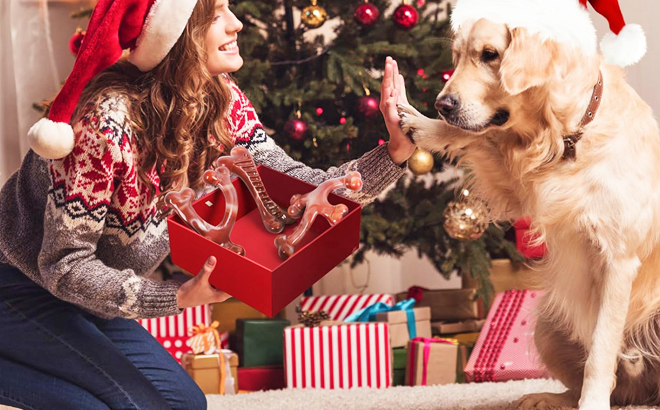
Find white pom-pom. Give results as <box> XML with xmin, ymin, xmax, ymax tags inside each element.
<box><xmin>600</xmin><ymin>24</ymin><xmax>647</xmax><ymax>67</ymax></box>
<box><xmin>27</xmin><ymin>118</ymin><xmax>75</xmax><ymax>159</ymax></box>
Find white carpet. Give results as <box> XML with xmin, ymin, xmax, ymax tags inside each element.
<box><xmin>206</xmin><ymin>379</ymin><xmax>659</xmax><ymax>410</ymax></box>
<box><xmin>1</xmin><ymin>379</ymin><xmax>657</xmax><ymax>409</ymax></box>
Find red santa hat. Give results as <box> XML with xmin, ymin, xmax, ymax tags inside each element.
<box><xmin>28</xmin><ymin>0</ymin><xmax>199</xmax><ymax>160</ymax></box>
<box><xmin>450</xmin><ymin>0</ymin><xmax>646</xmax><ymax>69</ymax></box>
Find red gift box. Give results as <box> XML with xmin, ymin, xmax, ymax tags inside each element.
<box><xmin>167</xmin><ymin>165</ymin><xmax>362</xmax><ymax>317</ymax></box>
<box><xmin>299</xmin><ymin>294</ymin><xmax>394</xmax><ymax>321</ymax></box>
<box><xmin>237</xmin><ymin>366</ymin><xmax>285</xmax><ymax>391</ymax></box>
<box><xmin>138</xmin><ymin>305</ymin><xmax>229</xmax><ymax>362</ymax></box>
<box><xmin>464</xmin><ymin>290</ymin><xmax>550</xmax><ymax>382</ymax></box>
<box><xmin>513</xmin><ymin>218</ymin><xmax>546</xmax><ymax>259</ymax></box>
<box><xmin>284</xmin><ymin>322</ymin><xmax>392</xmax><ymax>389</ymax></box>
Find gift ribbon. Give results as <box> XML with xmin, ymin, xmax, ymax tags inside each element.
<box><xmin>345</xmin><ymin>298</ymin><xmax>418</xmax><ymax>339</ymax></box>
<box><xmin>408</xmin><ymin>337</ymin><xmax>458</xmax><ymax>386</ymax></box>
<box><xmin>216</xmin><ymin>350</ymin><xmax>227</xmax><ymax>394</ymax></box>
<box><xmin>215</xmin><ymin>349</ymin><xmax>236</xmax><ymax>395</ymax></box>
<box><xmin>188</xmin><ymin>320</ymin><xmax>221</xmax><ymax>354</ymax></box>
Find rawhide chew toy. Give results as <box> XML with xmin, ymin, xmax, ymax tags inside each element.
<box><xmin>214</xmin><ymin>146</ymin><xmax>297</xmax><ymax>234</ymax></box>
<box><xmin>274</xmin><ymin>171</ymin><xmax>363</xmax><ymax>259</ymax></box>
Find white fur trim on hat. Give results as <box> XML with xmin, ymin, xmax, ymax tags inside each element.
<box><xmin>129</xmin><ymin>0</ymin><xmax>199</xmax><ymax>72</ymax></box>
<box><xmin>28</xmin><ymin>118</ymin><xmax>75</xmax><ymax>160</ymax></box>
<box><xmin>600</xmin><ymin>24</ymin><xmax>647</xmax><ymax>68</ymax></box>
<box><xmin>451</xmin><ymin>0</ymin><xmax>598</xmax><ymax>56</ymax></box>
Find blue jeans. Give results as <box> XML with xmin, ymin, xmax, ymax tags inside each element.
<box><xmin>0</xmin><ymin>263</ymin><xmax>206</xmax><ymax>410</ymax></box>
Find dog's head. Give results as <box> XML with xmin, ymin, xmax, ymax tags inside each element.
<box><xmin>437</xmin><ymin>18</ymin><xmax>592</xmax><ymax>134</ymax></box>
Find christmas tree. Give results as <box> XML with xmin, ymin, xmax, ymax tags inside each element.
<box><xmin>231</xmin><ymin>0</ymin><xmax>522</xmax><ymax>304</ymax></box>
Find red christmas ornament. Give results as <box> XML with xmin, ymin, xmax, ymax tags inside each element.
<box><xmin>392</xmin><ymin>3</ymin><xmax>418</xmax><ymax>30</ymax></box>
<box><xmin>356</xmin><ymin>95</ymin><xmax>380</xmax><ymax>119</ymax></box>
<box><xmin>339</xmin><ymin>117</ymin><xmax>347</xmax><ymax>124</ymax></box>
<box><xmin>354</xmin><ymin>2</ymin><xmax>380</xmax><ymax>27</ymax></box>
<box><xmin>442</xmin><ymin>68</ymin><xmax>455</xmax><ymax>81</ymax></box>
<box><xmin>68</xmin><ymin>28</ymin><xmax>86</xmax><ymax>56</ymax></box>
<box><xmin>284</xmin><ymin>118</ymin><xmax>309</xmax><ymax>141</ymax></box>
<box><xmin>316</xmin><ymin>107</ymin><xmax>324</xmax><ymax>115</ymax></box>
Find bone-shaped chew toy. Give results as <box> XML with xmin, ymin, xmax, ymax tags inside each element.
<box><xmin>164</xmin><ymin>165</ymin><xmax>245</xmax><ymax>256</ymax></box>
<box><xmin>214</xmin><ymin>146</ymin><xmax>297</xmax><ymax>234</ymax></box>
<box><xmin>274</xmin><ymin>171</ymin><xmax>363</xmax><ymax>260</ymax></box>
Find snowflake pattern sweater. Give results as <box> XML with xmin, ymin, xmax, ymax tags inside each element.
<box><xmin>0</xmin><ymin>81</ymin><xmax>405</xmax><ymax>319</ymax></box>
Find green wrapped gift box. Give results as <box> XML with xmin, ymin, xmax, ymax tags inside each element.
<box><xmin>392</xmin><ymin>347</ymin><xmax>407</xmax><ymax>386</ymax></box>
<box><xmin>235</xmin><ymin>319</ymin><xmax>290</xmax><ymax>367</ymax></box>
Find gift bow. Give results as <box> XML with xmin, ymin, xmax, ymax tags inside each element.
<box><xmin>408</xmin><ymin>337</ymin><xmax>458</xmax><ymax>386</ymax></box>
<box><xmin>407</xmin><ymin>286</ymin><xmax>427</xmax><ymax>304</ymax></box>
<box><xmin>188</xmin><ymin>320</ymin><xmax>221</xmax><ymax>355</ymax></box>
<box><xmin>345</xmin><ymin>298</ymin><xmax>418</xmax><ymax>339</ymax></box>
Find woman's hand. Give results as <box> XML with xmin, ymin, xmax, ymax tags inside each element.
<box><xmin>176</xmin><ymin>256</ymin><xmax>231</xmax><ymax>309</ymax></box>
<box><xmin>380</xmin><ymin>56</ymin><xmax>416</xmax><ymax>165</ymax></box>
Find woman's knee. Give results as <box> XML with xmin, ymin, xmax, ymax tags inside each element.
<box><xmin>167</xmin><ymin>375</ymin><xmax>207</xmax><ymax>410</ymax></box>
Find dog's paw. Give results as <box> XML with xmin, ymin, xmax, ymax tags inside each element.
<box><xmin>397</xmin><ymin>103</ymin><xmax>422</xmax><ymax>142</ymax></box>
<box><xmin>514</xmin><ymin>392</ymin><xmax>578</xmax><ymax>410</ymax></box>
<box><xmin>577</xmin><ymin>396</ymin><xmax>610</xmax><ymax>410</ymax></box>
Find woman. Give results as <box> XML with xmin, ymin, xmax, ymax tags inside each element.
<box><xmin>0</xmin><ymin>0</ymin><xmax>414</xmax><ymax>409</ymax></box>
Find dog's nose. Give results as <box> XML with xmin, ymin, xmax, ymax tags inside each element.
<box><xmin>435</xmin><ymin>94</ymin><xmax>460</xmax><ymax>117</ymax></box>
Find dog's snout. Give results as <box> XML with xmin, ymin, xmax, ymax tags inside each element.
<box><xmin>435</xmin><ymin>94</ymin><xmax>460</xmax><ymax>117</ymax></box>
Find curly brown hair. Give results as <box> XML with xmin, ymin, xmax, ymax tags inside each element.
<box><xmin>74</xmin><ymin>0</ymin><xmax>233</xmax><ymax>207</ymax></box>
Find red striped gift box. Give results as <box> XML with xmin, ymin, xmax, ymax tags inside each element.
<box><xmin>284</xmin><ymin>322</ymin><xmax>392</xmax><ymax>389</ymax></box>
<box><xmin>299</xmin><ymin>294</ymin><xmax>394</xmax><ymax>321</ymax></box>
<box><xmin>138</xmin><ymin>305</ymin><xmax>229</xmax><ymax>362</ymax></box>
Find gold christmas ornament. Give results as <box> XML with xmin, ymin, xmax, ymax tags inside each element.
<box><xmin>301</xmin><ymin>0</ymin><xmax>328</xmax><ymax>28</ymax></box>
<box><xmin>443</xmin><ymin>189</ymin><xmax>489</xmax><ymax>241</ymax></box>
<box><xmin>408</xmin><ymin>147</ymin><xmax>434</xmax><ymax>175</ymax></box>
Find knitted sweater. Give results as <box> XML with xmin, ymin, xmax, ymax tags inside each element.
<box><xmin>0</xmin><ymin>81</ymin><xmax>405</xmax><ymax>319</ymax></box>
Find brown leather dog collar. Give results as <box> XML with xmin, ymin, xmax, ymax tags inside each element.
<box><xmin>562</xmin><ymin>71</ymin><xmax>603</xmax><ymax>160</ymax></box>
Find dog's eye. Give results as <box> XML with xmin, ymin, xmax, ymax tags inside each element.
<box><xmin>481</xmin><ymin>49</ymin><xmax>499</xmax><ymax>62</ymax></box>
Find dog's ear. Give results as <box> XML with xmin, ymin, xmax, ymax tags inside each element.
<box><xmin>500</xmin><ymin>27</ymin><xmax>556</xmax><ymax>95</ymax></box>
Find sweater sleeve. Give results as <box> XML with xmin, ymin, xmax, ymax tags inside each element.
<box><xmin>37</xmin><ymin>108</ymin><xmax>181</xmax><ymax>319</ymax></box>
<box><xmin>226</xmin><ymin>82</ymin><xmax>406</xmax><ymax>204</ymax></box>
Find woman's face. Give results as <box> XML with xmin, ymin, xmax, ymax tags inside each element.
<box><xmin>205</xmin><ymin>0</ymin><xmax>244</xmax><ymax>76</ymax></box>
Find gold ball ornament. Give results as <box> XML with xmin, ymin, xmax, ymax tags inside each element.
<box><xmin>408</xmin><ymin>147</ymin><xmax>434</xmax><ymax>175</ymax></box>
<box><xmin>443</xmin><ymin>191</ymin><xmax>489</xmax><ymax>241</ymax></box>
<box><xmin>301</xmin><ymin>0</ymin><xmax>328</xmax><ymax>28</ymax></box>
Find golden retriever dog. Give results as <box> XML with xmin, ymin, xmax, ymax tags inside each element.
<box><xmin>396</xmin><ymin>2</ymin><xmax>659</xmax><ymax>409</ymax></box>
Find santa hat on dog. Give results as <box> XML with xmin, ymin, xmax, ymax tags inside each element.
<box><xmin>28</xmin><ymin>0</ymin><xmax>199</xmax><ymax>159</ymax></box>
<box><xmin>450</xmin><ymin>0</ymin><xmax>646</xmax><ymax>69</ymax></box>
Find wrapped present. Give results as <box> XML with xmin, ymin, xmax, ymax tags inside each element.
<box><xmin>431</xmin><ymin>319</ymin><xmax>485</xmax><ymax>335</ymax></box>
<box><xmin>392</xmin><ymin>347</ymin><xmax>407</xmax><ymax>386</ymax></box>
<box><xmin>299</xmin><ymin>293</ymin><xmax>394</xmax><ymax>321</ymax></box>
<box><xmin>397</xmin><ymin>287</ymin><xmax>480</xmax><ymax>321</ymax></box>
<box><xmin>182</xmin><ymin>350</ymin><xmax>238</xmax><ymax>394</ymax></box>
<box><xmin>237</xmin><ymin>366</ymin><xmax>285</xmax><ymax>391</ymax></box>
<box><xmin>168</xmin><ymin>165</ymin><xmax>362</xmax><ymax>317</ymax></box>
<box><xmin>284</xmin><ymin>322</ymin><xmax>391</xmax><ymax>389</ymax></box>
<box><xmin>513</xmin><ymin>218</ymin><xmax>547</xmax><ymax>259</ymax></box>
<box><xmin>210</xmin><ymin>298</ymin><xmax>272</xmax><ymax>336</ymax></box>
<box><xmin>345</xmin><ymin>298</ymin><xmax>431</xmax><ymax>348</ymax></box>
<box><xmin>465</xmin><ymin>290</ymin><xmax>550</xmax><ymax>382</ymax></box>
<box><xmin>138</xmin><ymin>305</ymin><xmax>229</xmax><ymax>362</ymax></box>
<box><xmin>187</xmin><ymin>320</ymin><xmax>224</xmax><ymax>355</ymax></box>
<box><xmin>405</xmin><ymin>337</ymin><xmax>459</xmax><ymax>386</ymax></box>
<box><xmin>490</xmin><ymin>259</ymin><xmax>542</xmax><ymax>293</ymax></box>
<box><xmin>235</xmin><ymin>319</ymin><xmax>290</xmax><ymax>367</ymax></box>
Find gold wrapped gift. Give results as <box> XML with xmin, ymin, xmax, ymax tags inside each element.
<box><xmin>182</xmin><ymin>351</ymin><xmax>238</xmax><ymax>395</ymax></box>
